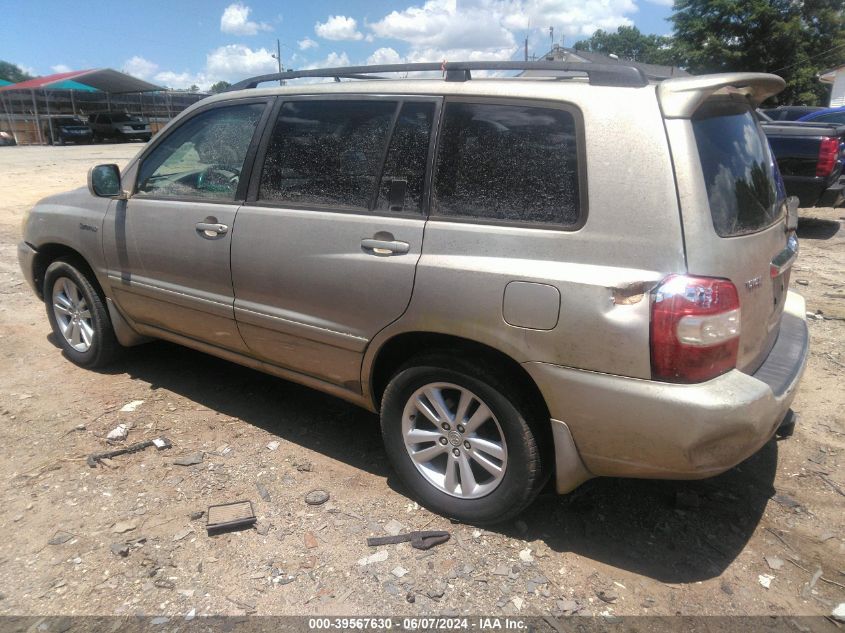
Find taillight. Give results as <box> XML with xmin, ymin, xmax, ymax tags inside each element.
<box><xmin>816</xmin><ymin>137</ymin><xmax>839</xmax><ymax>178</ymax></box>
<box><xmin>650</xmin><ymin>275</ymin><xmax>741</xmax><ymax>383</ymax></box>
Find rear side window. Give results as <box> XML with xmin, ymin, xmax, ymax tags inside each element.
<box><xmin>692</xmin><ymin>101</ymin><xmax>784</xmax><ymax>237</ymax></box>
<box><xmin>433</xmin><ymin>102</ymin><xmax>581</xmax><ymax>226</ymax></box>
<box><xmin>259</xmin><ymin>100</ymin><xmax>396</xmax><ymax>209</ymax></box>
<box><xmin>374</xmin><ymin>101</ymin><xmax>435</xmax><ymax>214</ymax></box>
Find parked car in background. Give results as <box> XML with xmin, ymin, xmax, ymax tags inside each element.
<box><xmin>761</xmin><ymin>105</ymin><xmax>825</xmax><ymax>121</ymax></box>
<box><xmin>796</xmin><ymin>106</ymin><xmax>845</xmax><ymax>125</ymax></box>
<box><xmin>88</xmin><ymin>112</ymin><xmax>151</xmax><ymax>143</ymax></box>
<box><xmin>0</xmin><ymin>129</ymin><xmax>15</xmax><ymax>146</ymax></box>
<box><xmin>760</xmin><ymin>116</ymin><xmax>845</xmax><ymax>207</ymax></box>
<box><xmin>42</xmin><ymin>117</ymin><xmax>93</xmax><ymax>145</ymax></box>
<box><xmin>18</xmin><ymin>63</ymin><xmax>809</xmax><ymax>523</ymax></box>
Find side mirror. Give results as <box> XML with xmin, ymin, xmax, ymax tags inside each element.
<box><xmin>88</xmin><ymin>164</ymin><xmax>126</xmax><ymax>199</ymax></box>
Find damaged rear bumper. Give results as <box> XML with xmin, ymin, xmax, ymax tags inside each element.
<box><xmin>526</xmin><ymin>291</ymin><xmax>809</xmax><ymax>491</ymax></box>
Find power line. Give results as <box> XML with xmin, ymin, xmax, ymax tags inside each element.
<box><xmin>769</xmin><ymin>41</ymin><xmax>845</xmax><ymax>74</ymax></box>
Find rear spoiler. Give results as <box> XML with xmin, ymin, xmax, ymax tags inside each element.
<box><xmin>658</xmin><ymin>73</ymin><xmax>785</xmax><ymax>119</ymax></box>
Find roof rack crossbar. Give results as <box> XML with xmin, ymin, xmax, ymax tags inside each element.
<box><xmin>227</xmin><ymin>61</ymin><xmax>648</xmax><ymax>91</ymax></box>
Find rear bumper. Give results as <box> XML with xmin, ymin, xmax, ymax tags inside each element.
<box><xmin>785</xmin><ymin>175</ymin><xmax>844</xmax><ymax>208</ymax></box>
<box><xmin>818</xmin><ymin>175</ymin><xmax>845</xmax><ymax>208</ymax></box>
<box><xmin>525</xmin><ymin>291</ymin><xmax>809</xmax><ymax>489</ymax></box>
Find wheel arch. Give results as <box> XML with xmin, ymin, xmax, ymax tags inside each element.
<box><xmin>368</xmin><ymin>332</ymin><xmax>551</xmax><ymax>421</ymax></box>
<box><xmin>32</xmin><ymin>243</ymin><xmax>103</xmax><ymax>301</ymax></box>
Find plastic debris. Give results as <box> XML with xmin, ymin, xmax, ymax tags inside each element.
<box><xmin>106</xmin><ymin>424</ymin><xmax>129</xmax><ymax>441</ymax></box>
<box><xmin>120</xmin><ymin>400</ymin><xmax>145</xmax><ymax>412</ymax></box>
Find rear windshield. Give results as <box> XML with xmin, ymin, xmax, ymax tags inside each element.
<box><xmin>692</xmin><ymin>101</ymin><xmax>784</xmax><ymax>237</ymax></box>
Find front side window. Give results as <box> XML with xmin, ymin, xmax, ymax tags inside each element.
<box><xmin>259</xmin><ymin>100</ymin><xmax>396</xmax><ymax>209</ymax></box>
<box><xmin>136</xmin><ymin>103</ymin><xmax>264</xmax><ymax>201</ymax></box>
<box><xmin>433</xmin><ymin>102</ymin><xmax>581</xmax><ymax>226</ymax></box>
<box><xmin>693</xmin><ymin>100</ymin><xmax>783</xmax><ymax>237</ymax></box>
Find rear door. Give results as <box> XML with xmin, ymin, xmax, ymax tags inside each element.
<box><xmin>667</xmin><ymin>97</ymin><xmax>792</xmax><ymax>372</ymax></box>
<box><xmin>231</xmin><ymin>96</ymin><xmax>439</xmax><ymax>389</ymax></box>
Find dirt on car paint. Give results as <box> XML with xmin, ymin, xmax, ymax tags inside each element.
<box><xmin>0</xmin><ymin>146</ymin><xmax>842</xmax><ymax>619</ymax></box>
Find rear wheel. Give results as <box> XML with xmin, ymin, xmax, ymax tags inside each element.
<box><xmin>380</xmin><ymin>354</ymin><xmax>546</xmax><ymax>524</ymax></box>
<box><xmin>44</xmin><ymin>259</ymin><xmax>120</xmax><ymax>368</ymax></box>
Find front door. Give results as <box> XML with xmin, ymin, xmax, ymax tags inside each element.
<box><xmin>103</xmin><ymin>101</ymin><xmax>267</xmax><ymax>351</ymax></box>
<box><xmin>232</xmin><ymin>97</ymin><xmax>439</xmax><ymax>389</ymax></box>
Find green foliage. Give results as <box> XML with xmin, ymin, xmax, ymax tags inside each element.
<box><xmin>209</xmin><ymin>81</ymin><xmax>232</xmax><ymax>94</ymax></box>
<box><xmin>574</xmin><ymin>26</ymin><xmax>676</xmax><ymax>66</ymax></box>
<box><xmin>671</xmin><ymin>0</ymin><xmax>845</xmax><ymax>105</ymax></box>
<box><xmin>0</xmin><ymin>60</ymin><xmax>34</xmax><ymax>83</ymax></box>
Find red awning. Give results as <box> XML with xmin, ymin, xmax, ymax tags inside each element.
<box><xmin>0</xmin><ymin>68</ymin><xmax>163</xmax><ymax>93</ymax></box>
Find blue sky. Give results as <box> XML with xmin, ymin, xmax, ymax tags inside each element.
<box><xmin>2</xmin><ymin>0</ymin><xmax>674</xmax><ymax>89</ymax></box>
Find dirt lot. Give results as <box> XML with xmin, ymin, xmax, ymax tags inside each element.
<box><xmin>0</xmin><ymin>145</ymin><xmax>843</xmax><ymax>620</ymax></box>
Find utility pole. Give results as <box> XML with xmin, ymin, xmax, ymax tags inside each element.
<box><xmin>271</xmin><ymin>38</ymin><xmax>283</xmax><ymax>86</ymax></box>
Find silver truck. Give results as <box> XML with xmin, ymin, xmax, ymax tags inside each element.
<box><xmin>18</xmin><ymin>62</ymin><xmax>809</xmax><ymax>523</ymax></box>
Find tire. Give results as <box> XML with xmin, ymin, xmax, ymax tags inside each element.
<box><xmin>380</xmin><ymin>353</ymin><xmax>546</xmax><ymax>524</ymax></box>
<box><xmin>43</xmin><ymin>258</ymin><xmax>120</xmax><ymax>368</ymax></box>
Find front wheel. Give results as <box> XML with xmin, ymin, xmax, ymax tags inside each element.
<box><xmin>44</xmin><ymin>259</ymin><xmax>120</xmax><ymax>368</ymax></box>
<box><xmin>380</xmin><ymin>355</ymin><xmax>546</xmax><ymax>524</ymax></box>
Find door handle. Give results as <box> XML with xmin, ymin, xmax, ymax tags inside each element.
<box><xmin>196</xmin><ymin>222</ymin><xmax>229</xmax><ymax>237</ymax></box>
<box><xmin>361</xmin><ymin>238</ymin><xmax>410</xmax><ymax>256</ymax></box>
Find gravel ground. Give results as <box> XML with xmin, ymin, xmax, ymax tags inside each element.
<box><xmin>0</xmin><ymin>145</ymin><xmax>843</xmax><ymax>620</ymax></box>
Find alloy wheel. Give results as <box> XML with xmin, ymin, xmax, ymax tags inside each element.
<box><xmin>52</xmin><ymin>277</ymin><xmax>94</xmax><ymax>352</ymax></box>
<box><xmin>401</xmin><ymin>382</ymin><xmax>508</xmax><ymax>499</ymax></box>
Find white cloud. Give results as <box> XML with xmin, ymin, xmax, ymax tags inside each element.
<box><xmin>366</xmin><ymin>0</ymin><xmax>637</xmax><ymax>63</ymax></box>
<box><xmin>51</xmin><ymin>64</ymin><xmax>72</xmax><ymax>74</ymax></box>
<box><xmin>310</xmin><ymin>51</ymin><xmax>352</xmax><ymax>68</ymax></box>
<box><xmin>366</xmin><ymin>47</ymin><xmax>404</xmax><ymax>66</ymax></box>
<box><xmin>206</xmin><ymin>44</ymin><xmax>277</xmax><ymax>82</ymax></box>
<box><xmin>315</xmin><ymin>15</ymin><xmax>363</xmax><ymax>41</ymax></box>
<box><xmin>501</xmin><ymin>0</ymin><xmax>636</xmax><ymax>38</ymax></box>
<box><xmin>122</xmin><ymin>56</ymin><xmax>159</xmax><ymax>80</ymax></box>
<box><xmin>220</xmin><ymin>2</ymin><xmax>272</xmax><ymax>35</ymax></box>
<box><xmin>298</xmin><ymin>37</ymin><xmax>319</xmax><ymax>50</ymax></box>
<box><xmin>644</xmin><ymin>0</ymin><xmax>673</xmax><ymax>5</ymax></box>
<box><xmin>132</xmin><ymin>44</ymin><xmax>276</xmax><ymax>91</ymax></box>
<box><xmin>16</xmin><ymin>63</ymin><xmax>37</xmax><ymax>77</ymax></box>
<box><xmin>153</xmin><ymin>70</ymin><xmax>207</xmax><ymax>90</ymax></box>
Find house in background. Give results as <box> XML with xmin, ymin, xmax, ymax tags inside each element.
<box><xmin>820</xmin><ymin>65</ymin><xmax>845</xmax><ymax>107</ymax></box>
<box><xmin>534</xmin><ymin>43</ymin><xmax>689</xmax><ymax>81</ymax></box>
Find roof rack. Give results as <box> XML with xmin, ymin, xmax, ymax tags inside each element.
<box><xmin>227</xmin><ymin>61</ymin><xmax>649</xmax><ymax>91</ymax></box>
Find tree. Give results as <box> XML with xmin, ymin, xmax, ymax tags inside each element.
<box><xmin>671</xmin><ymin>0</ymin><xmax>845</xmax><ymax>105</ymax></box>
<box><xmin>0</xmin><ymin>60</ymin><xmax>33</xmax><ymax>83</ymax></box>
<box><xmin>209</xmin><ymin>80</ymin><xmax>232</xmax><ymax>94</ymax></box>
<box><xmin>574</xmin><ymin>26</ymin><xmax>677</xmax><ymax>66</ymax></box>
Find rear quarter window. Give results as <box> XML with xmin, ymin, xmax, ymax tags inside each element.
<box><xmin>692</xmin><ymin>101</ymin><xmax>784</xmax><ymax>237</ymax></box>
<box><xmin>433</xmin><ymin>101</ymin><xmax>582</xmax><ymax>227</ymax></box>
